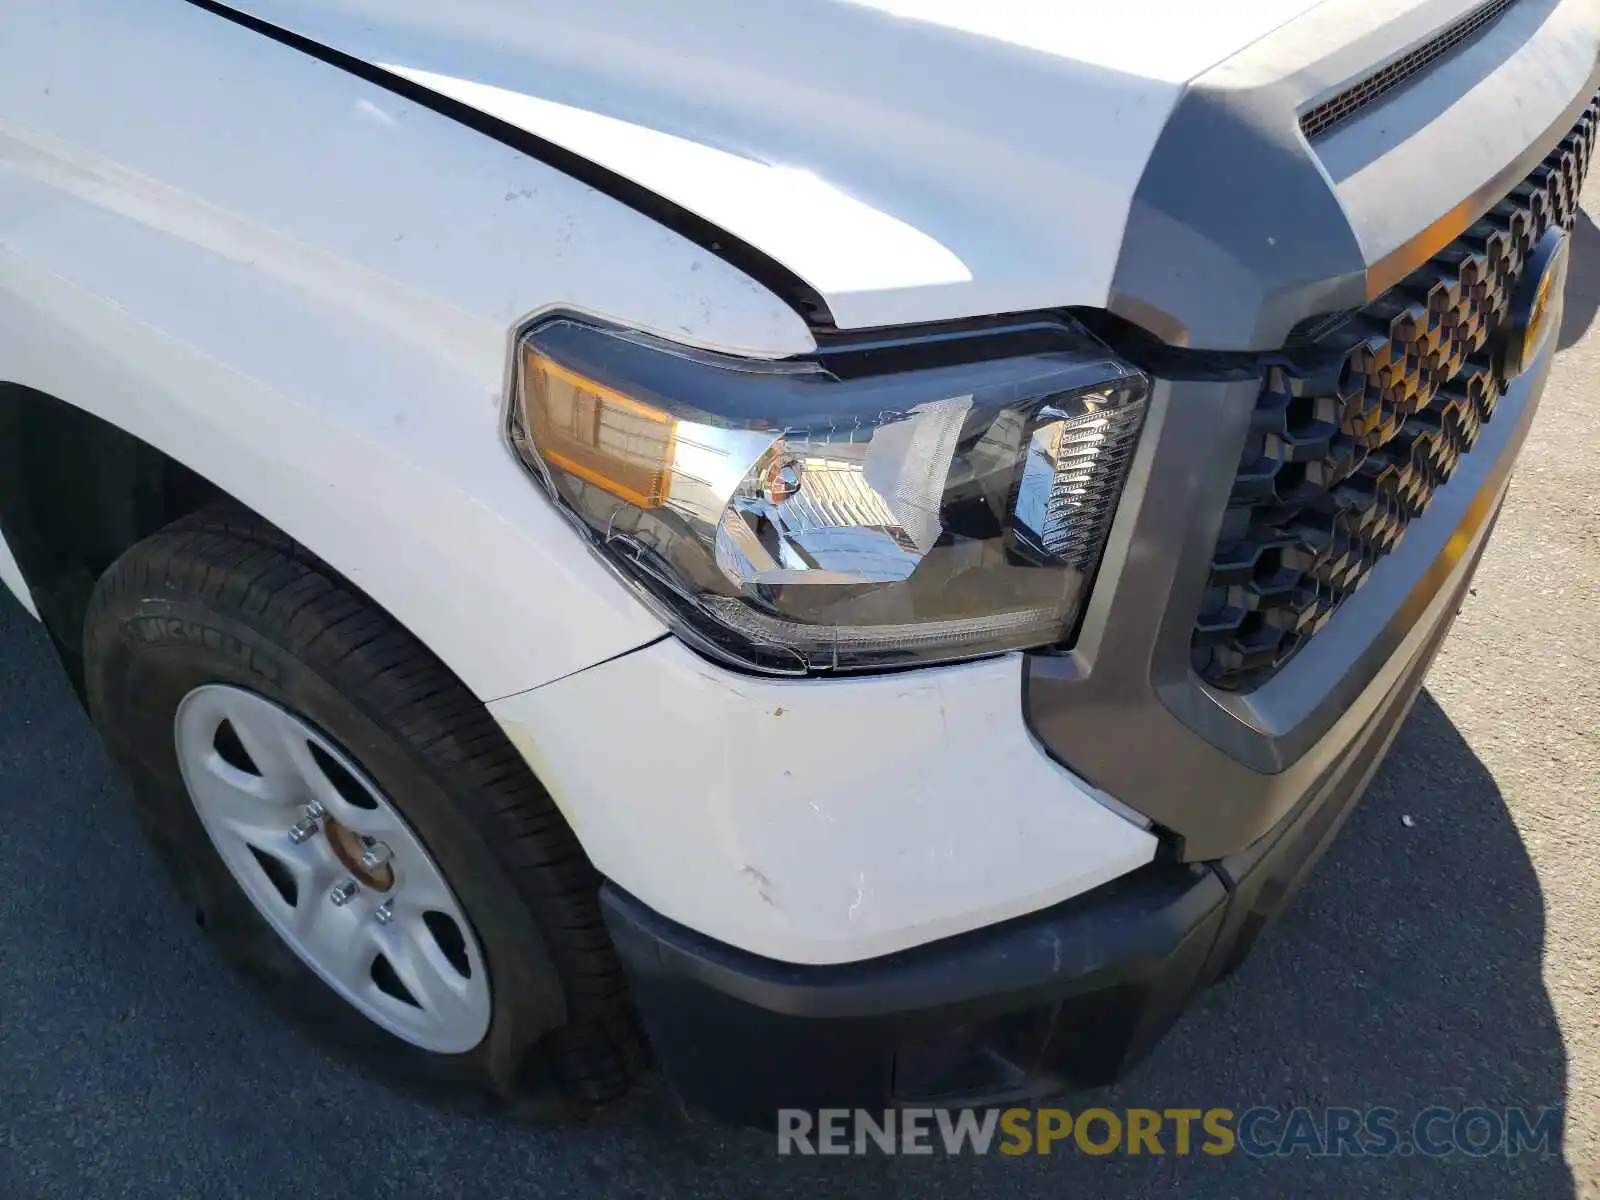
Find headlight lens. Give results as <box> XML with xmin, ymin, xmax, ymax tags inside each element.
<box><xmin>511</xmin><ymin>317</ymin><xmax>1147</xmax><ymax>674</ymax></box>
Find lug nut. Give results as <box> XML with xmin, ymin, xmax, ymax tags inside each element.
<box><xmin>329</xmin><ymin>878</ymin><xmax>360</xmax><ymax>906</ymax></box>
<box><xmin>287</xmin><ymin>801</ymin><xmax>327</xmax><ymax>845</ymax></box>
<box><xmin>359</xmin><ymin>842</ymin><xmax>393</xmax><ymax>871</ymax></box>
<box><xmin>374</xmin><ymin>900</ymin><xmax>395</xmax><ymax>926</ymax></box>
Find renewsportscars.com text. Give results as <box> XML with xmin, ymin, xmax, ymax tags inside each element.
<box><xmin>776</xmin><ymin>1106</ymin><xmax>1562</xmax><ymax>1158</ymax></box>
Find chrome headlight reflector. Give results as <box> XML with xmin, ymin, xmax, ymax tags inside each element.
<box><xmin>511</xmin><ymin>318</ymin><xmax>1147</xmax><ymax>674</ymax></box>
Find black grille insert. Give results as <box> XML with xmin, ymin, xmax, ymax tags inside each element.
<box><xmin>1193</xmin><ymin>100</ymin><xmax>1597</xmax><ymax>691</ymax></box>
<box><xmin>1301</xmin><ymin>0</ymin><xmax>1520</xmax><ymax>141</ymax></box>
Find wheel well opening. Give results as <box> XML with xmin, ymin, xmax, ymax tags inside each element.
<box><xmin>0</xmin><ymin>384</ymin><xmax>223</xmax><ymax>694</ymax></box>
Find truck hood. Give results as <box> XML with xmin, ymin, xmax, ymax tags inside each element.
<box><xmin>216</xmin><ymin>0</ymin><xmax>1334</xmax><ymax>329</ymax></box>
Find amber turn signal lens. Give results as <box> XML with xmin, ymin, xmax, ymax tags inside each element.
<box><xmin>519</xmin><ymin>347</ymin><xmax>676</xmax><ymax>509</ymax></box>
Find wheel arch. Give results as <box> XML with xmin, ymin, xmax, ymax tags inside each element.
<box><xmin>0</xmin><ymin>384</ymin><xmax>464</xmax><ymax>715</ymax></box>
<box><xmin>0</xmin><ymin>383</ymin><xmax>224</xmax><ymax>693</ymax></box>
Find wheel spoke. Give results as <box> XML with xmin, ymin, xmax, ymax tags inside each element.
<box><xmin>285</xmin><ymin>738</ymin><xmax>408</xmax><ymax>841</ymax></box>
<box><xmin>187</xmin><ymin>757</ymin><xmax>296</xmax><ymax>832</ymax></box>
<box><xmin>389</xmin><ymin>868</ymin><xmax>457</xmax><ymax>919</ymax></box>
<box><xmin>379</xmin><ymin>923</ymin><xmax>478</xmax><ymax>1030</ymax></box>
<box><xmin>236</xmin><ymin>825</ymin><xmax>331</xmax><ymax>889</ymax></box>
<box><xmin>291</xmin><ymin>885</ymin><xmax>379</xmax><ymax>986</ymax></box>
<box><xmin>208</xmin><ymin>689</ymin><xmax>313</xmax><ymax>790</ymax></box>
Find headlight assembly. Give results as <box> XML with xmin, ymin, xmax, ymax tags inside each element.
<box><xmin>510</xmin><ymin>316</ymin><xmax>1148</xmax><ymax>674</ymax></box>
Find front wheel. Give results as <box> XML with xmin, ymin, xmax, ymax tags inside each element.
<box><xmin>81</xmin><ymin>508</ymin><xmax>644</xmax><ymax>1110</ymax></box>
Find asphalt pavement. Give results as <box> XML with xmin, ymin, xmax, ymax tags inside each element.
<box><xmin>3</xmin><ymin>201</ymin><xmax>1600</xmax><ymax>1200</ymax></box>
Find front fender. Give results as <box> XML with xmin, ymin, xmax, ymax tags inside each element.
<box><xmin>0</xmin><ymin>0</ymin><xmax>815</xmax><ymax>700</ymax></box>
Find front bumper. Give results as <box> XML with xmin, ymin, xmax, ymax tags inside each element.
<box><xmin>603</xmin><ymin>559</ymin><xmax>1456</xmax><ymax>1124</ymax></box>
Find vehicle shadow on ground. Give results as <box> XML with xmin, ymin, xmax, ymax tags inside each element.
<box><xmin>1559</xmin><ymin>206</ymin><xmax>1600</xmax><ymax>350</ymax></box>
<box><xmin>0</xmin><ymin>595</ymin><xmax>1573</xmax><ymax>1200</ymax></box>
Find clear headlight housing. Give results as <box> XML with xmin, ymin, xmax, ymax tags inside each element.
<box><xmin>510</xmin><ymin>317</ymin><xmax>1148</xmax><ymax>674</ymax></box>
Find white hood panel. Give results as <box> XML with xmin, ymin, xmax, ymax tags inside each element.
<box><xmin>220</xmin><ymin>0</ymin><xmax>1328</xmax><ymax>328</ymax></box>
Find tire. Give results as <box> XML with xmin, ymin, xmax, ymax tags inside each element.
<box><xmin>81</xmin><ymin>504</ymin><xmax>645</xmax><ymax>1112</ymax></box>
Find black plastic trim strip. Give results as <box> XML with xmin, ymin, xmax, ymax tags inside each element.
<box><xmin>810</xmin><ymin>313</ymin><xmax>1088</xmax><ymax>378</ymax></box>
<box><xmin>181</xmin><ymin>0</ymin><xmax>837</xmax><ymax>330</ymax></box>
<box><xmin>600</xmin><ymin>866</ymin><xmax>1219</xmax><ymax>1021</ymax></box>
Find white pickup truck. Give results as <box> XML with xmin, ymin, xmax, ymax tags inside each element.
<box><xmin>1</xmin><ymin>0</ymin><xmax>1594</xmax><ymax>1124</ymax></box>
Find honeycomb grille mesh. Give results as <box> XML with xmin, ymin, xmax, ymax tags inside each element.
<box><xmin>1301</xmin><ymin>0</ymin><xmax>1519</xmax><ymax>141</ymax></box>
<box><xmin>1193</xmin><ymin>100</ymin><xmax>1597</xmax><ymax>691</ymax></box>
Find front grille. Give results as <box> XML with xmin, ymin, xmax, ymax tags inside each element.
<box><xmin>1300</xmin><ymin>0</ymin><xmax>1520</xmax><ymax>141</ymax></box>
<box><xmin>1193</xmin><ymin>100</ymin><xmax>1597</xmax><ymax>691</ymax></box>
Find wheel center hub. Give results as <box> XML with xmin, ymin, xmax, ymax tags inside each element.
<box><xmin>324</xmin><ymin>815</ymin><xmax>395</xmax><ymax>891</ymax></box>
